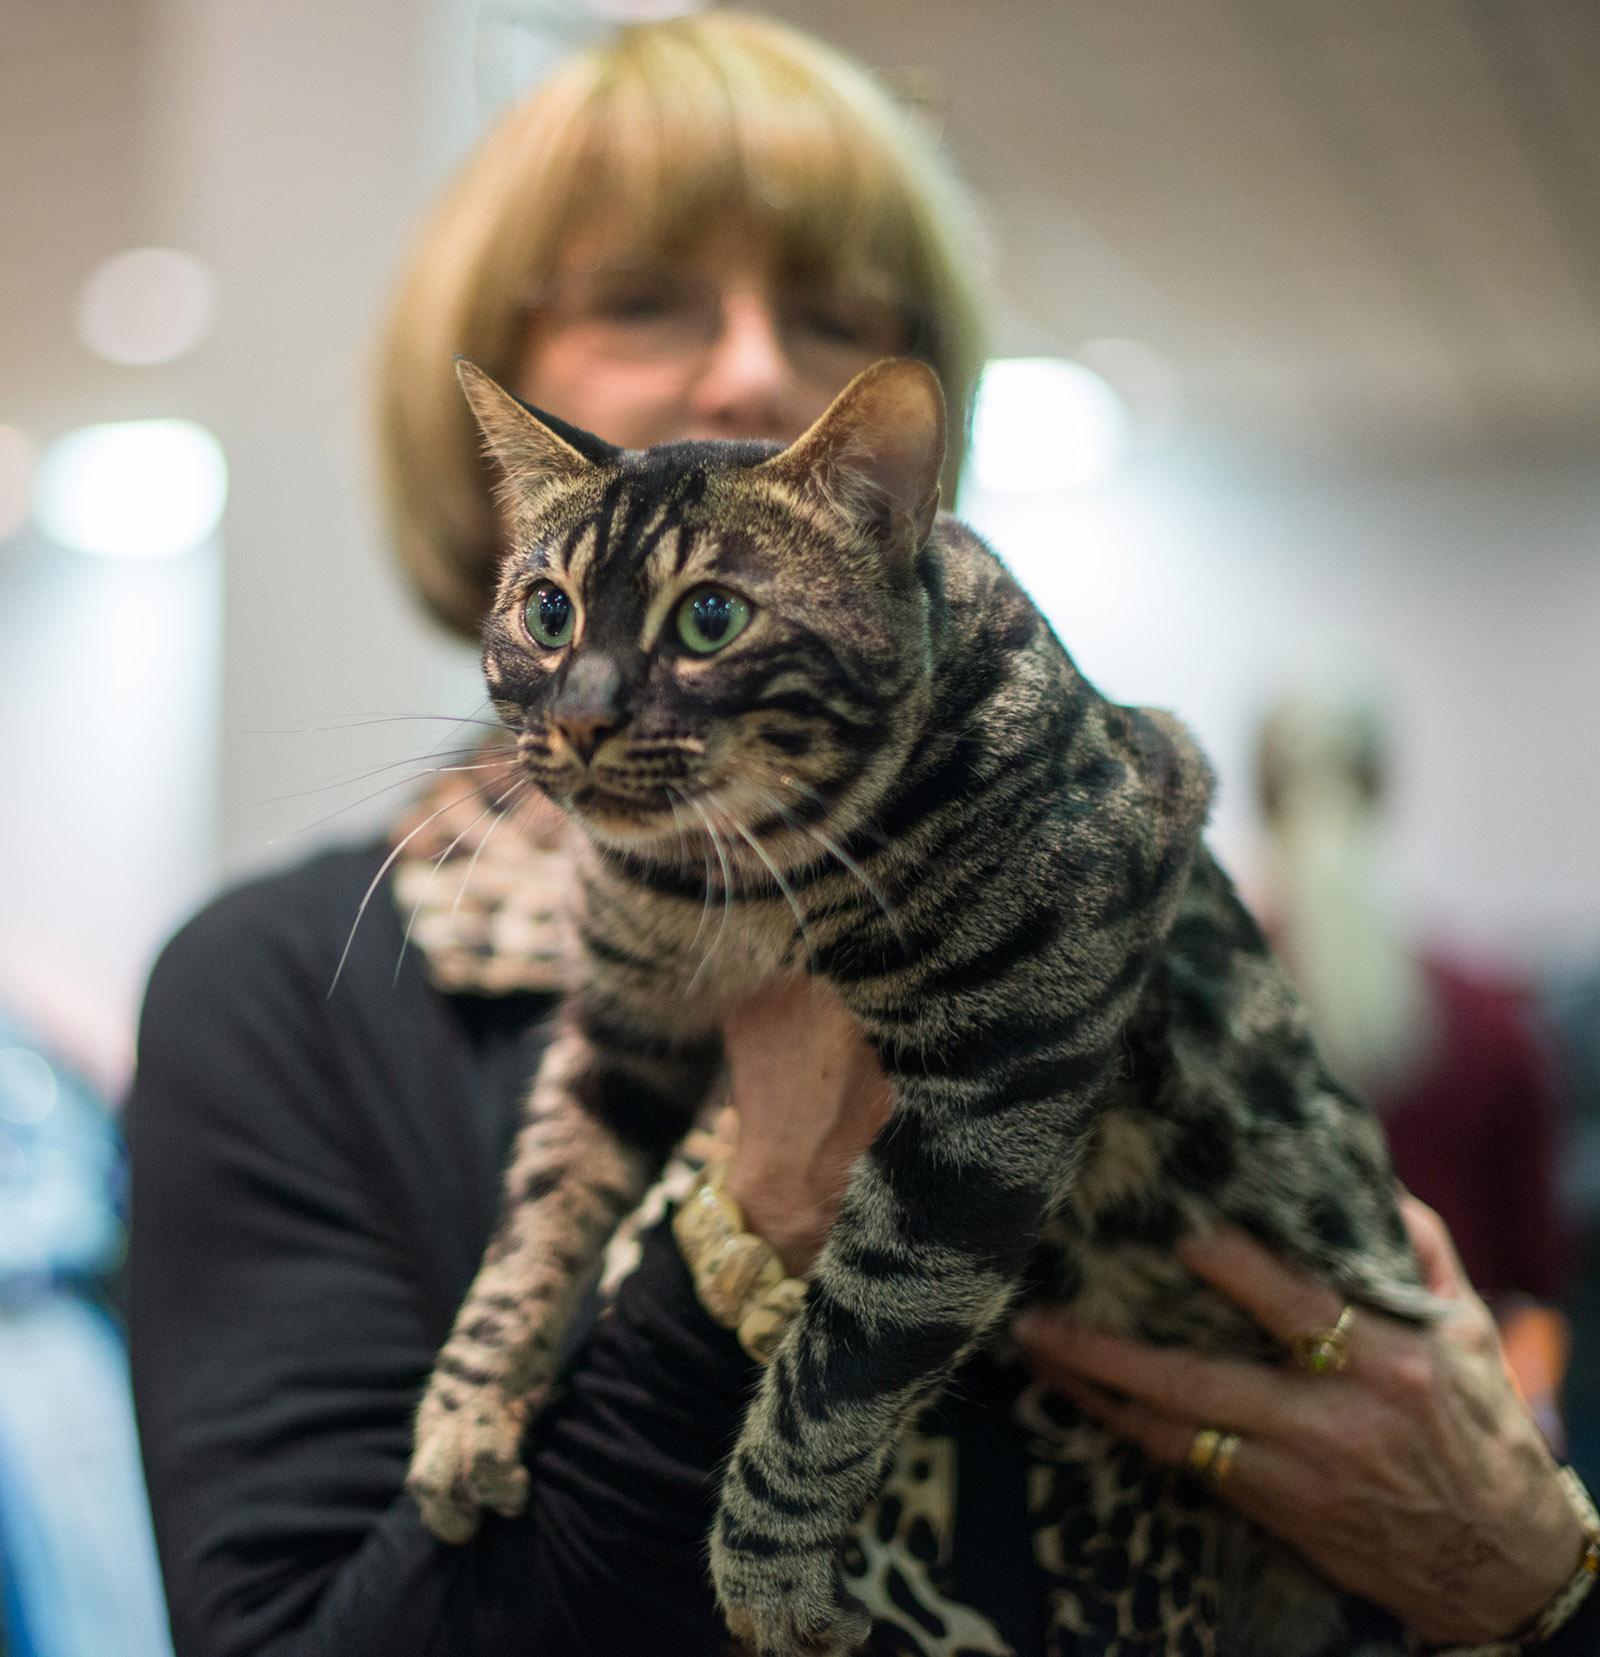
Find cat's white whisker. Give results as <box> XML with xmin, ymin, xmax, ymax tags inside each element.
<box><xmin>448</xmin><ymin>776</ymin><xmax>533</xmax><ymax>922</ymax></box>
<box><xmin>773</xmin><ymin>772</ymin><xmax>891</xmax><ymax>851</ymax></box>
<box><xmin>327</xmin><ymin>775</ymin><xmax>518</xmax><ymax>997</ymax></box>
<box><xmin>263</xmin><ymin>751</ymin><xmax>517</xmax><ymax>844</ymax></box>
<box><xmin>725</xmin><ymin>812</ymin><xmax>813</xmax><ymax>961</ymax></box>
<box><xmin>265</xmin><ymin>750</ymin><xmax>512</xmax><ymax>806</ymax></box>
<box><xmin>394</xmin><ymin>774</ymin><xmax>533</xmax><ymax>983</ymax></box>
<box><xmin>665</xmin><ymin>787</ymin><xmax>716</xmax><ymax>960</ymax></box>
<box><xmin>754</xmin><ymin>785</ymin><xmax>904</xmax><ymax>948</ymax></box>
<box><xmin>680</xmin><ymin>790</ymin><xmax>735</xmax><ymax>989</ymax></box>
<box><xmin>250</xmin><ymin>709</ymin><xmax>502</xmax><ymax>735</ymax></box>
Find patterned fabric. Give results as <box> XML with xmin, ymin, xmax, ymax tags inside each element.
<box><xmin>390</xmin><ymin>758</ymin><xmax>1223</xmax><ymax>1657</ymax></box>
<box><xmin>390</xmin><ymin>751</ymin><xmax>571</xmax><ymax>996</ymax></box>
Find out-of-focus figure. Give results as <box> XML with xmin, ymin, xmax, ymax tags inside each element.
<box><xmin>1252</xmin><ymin>684</ymin><xmax>1573</xmax><ymax>1438</ymax></box>
<box><xmin>0</xmin><ymin>1006</ymin><xmax>172</xmax><ymax>1657</ymax></box>
<box><xmin>1542</xmin><ymin>961</ymin><xmax>1600</xmax><ymax>1500</ymax></box>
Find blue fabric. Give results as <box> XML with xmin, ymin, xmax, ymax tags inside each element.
<box><xmin>0</xmin><ymin>1009</ymin><xmax>172</xmax><ymax>1657</ymax></box>
<box><xmin>0</xmin><ymin>1299</ymin><xmax>173</xmax><ymax>1657</ymax></box>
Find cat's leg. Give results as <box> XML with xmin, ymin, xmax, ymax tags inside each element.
<box><xmin>409</xmin><ymin>1003</ymin><xmax>717</xmax><ymax>1542</ymax></box>
<box><xmin>711</xmin><ymin>1077</ymin><xmax>1081</xmax><ymax>1655</ymax></box>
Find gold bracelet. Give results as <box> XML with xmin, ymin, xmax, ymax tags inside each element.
<box><xmin>1413</xmin><ymin>1468</ymin><xmax>1600</xmax><ymax>1655</ymax></box>
<box><xmin>672</xmin><ymin>1157</ymin><xmax>808</xmax><ymax>1365</ymax></box>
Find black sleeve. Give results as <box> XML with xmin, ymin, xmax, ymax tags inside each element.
<box><xmin>128</xmin><ymin>856</ymin><xmax>759</xmax><ymax>1657</ymax></box>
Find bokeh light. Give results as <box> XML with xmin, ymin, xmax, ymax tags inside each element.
<box><xmin>969</xmin><ymin>356</ymin><xmax>1130</xmax><ymax>495</ymax></box>
<box><xmin>76</xmin><ymin>247</ymin><xmax>218</xmax><ymax>367</ymax></box>
<box><xmin>0</xmin><ymin>1046</ymin><xmax>59</xmax><ymax>1126</ymax></box>
<box><xmin>0</xmin><ymin>424</ymin><xmax>37</xmax><ymax>541</ymax></box>
<box><xmin>34</xmin><ymin>419</ymin><xmax>228</xmax><ymax>559</ymax></box>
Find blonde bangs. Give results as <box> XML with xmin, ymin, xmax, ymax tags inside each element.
<box><xmin>570</xmin><ymin>20</ymin><xmax>927</xmax><ymax>290</ymax></box>
<box><xmin>374</xmin><ymin>10</ymin><xmax>987</xmax><ymax>641</ymax></box>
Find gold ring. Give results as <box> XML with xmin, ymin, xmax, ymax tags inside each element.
<box><xmin>1291</xmin><ymin>1304</ymin><xmax>1355</xmax><ymax>1374</ymax></box>
<box><xmin>1187</xmin><ymin>1427</ymin><xmax>1223</xmax><ymax>1478</ymax></box>
<box><xmin>1187</xmin><ymin>1427</ymin><xmax>1241</xmax><ymax>1488</ymax></box>
<box><xmin>1209</xmin><ymin>1431</ymin><xmax>1241</xmax><ymax>1486</ymax></box>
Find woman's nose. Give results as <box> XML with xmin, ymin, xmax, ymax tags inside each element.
<box><xmin>687</xmin><ymin>292</ymin><xmax>805</xmax><ymax>441</ymax></box>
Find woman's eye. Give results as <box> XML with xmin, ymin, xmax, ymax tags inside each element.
<box><xmin>676</xmin><ymin>587</ymin><xmax>751</xmax><ymax>655</ymax></box>
<box><xmin>796</xmin><ymin>305</ymin><xmax>873</xmax><ymax>347</ymax></box>
<box><xmin>524</xmin><ymin>582</ymin><xmax>574</xmax><ymax>648</ymax></box>
<box><xmin>595</xmin><ymin>283</ymin><xmax>675</xmax><ymax>323</ymax></box>
<box><xmin>787</xmin><ymin>291</ymin><xmax>907</xmax><ymax>355</ymax></box>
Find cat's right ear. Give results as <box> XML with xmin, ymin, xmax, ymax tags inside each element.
<box><xmin>758</xmin><ymin>358</ymin><xmax>946</xmax><ymax>560</ymax></box>
<box><xmin>455</xmin><ymin>359</ymin><xmax>613</xmax><ymax>491</ymax></box>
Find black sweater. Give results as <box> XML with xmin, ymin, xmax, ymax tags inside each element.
<box><xmin>125</xmin><ymin>845</ymin><xmax>1038</xmax><ymax>1657</ymax></box>
<box><xmin>126</xmin><ymin>845</ymin><xmax>1599</xmax><ymax>1657</ymax></box>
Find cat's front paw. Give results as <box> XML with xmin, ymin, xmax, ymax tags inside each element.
<box><xmin>713</xmin><ymin>1528</ymin><xmax>869</xmax><ymax>1657</ymax></box>
<box><xmin>407</xmin><ymin>1381</ymin><xmax>536</xmax><ymax>1544</ymax></box>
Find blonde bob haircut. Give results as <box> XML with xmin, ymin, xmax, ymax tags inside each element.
<box><xmin>374</xmin><ymin>8</ymin><xmax>989</xmax><ymax>640</ymax></box>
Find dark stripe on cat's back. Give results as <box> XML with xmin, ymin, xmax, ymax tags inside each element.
<box><xmin>869</xmin><ymin>666</ymin><xmax>1086</xmax><ymax>848</ymax></box>
<box><xmin>915</xmin><ymin>906</ymin><xmax>1066</xmax><ymax>996</ymax></box>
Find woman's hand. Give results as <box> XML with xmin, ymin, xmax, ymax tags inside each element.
<box><xmin>1015</xmin><ymin>1196</ymin><xmax>1586</xmax><ymax>1645</ymax></box>
<box><xmin>719</xmin><ymin>979</ymin><xmax>892</xmax><ymax>1277</ymax></box>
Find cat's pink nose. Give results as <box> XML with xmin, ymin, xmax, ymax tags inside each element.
<box><xmin>553</xmin><ymin>652</ymin><xmax>624</xmax><ymax>765</ymax></box>
<box><xmin>554</xmin><ymin>713</ymin><xmax>617</xmax><ymax>765</ymax></box>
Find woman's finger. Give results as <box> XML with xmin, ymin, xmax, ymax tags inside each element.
<box><xmin>1015</xmin><ymin>1315</ymin><xmax>1305</xmax><ymax>1437</ymax></box>
<box><xmin>1175</xmin><ymin>1227</ymin><xmax>1389</xmax><ymax>1366</ymax></box>
<box><xmin>1051</xmin><ymin>1373</ymin><xmax>1304</xmax><ymax>1519</ymax></box>
<box><xmin>1396</xmin><ymin>1192</ymin><xmax>1470</xmax><ymax>1301</ymax></box>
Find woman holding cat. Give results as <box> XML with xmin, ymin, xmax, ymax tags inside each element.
<box><xmin>127</xmin><ymin>11</ymin><xmax>1597</xmax><ymax>1656</ymax></box>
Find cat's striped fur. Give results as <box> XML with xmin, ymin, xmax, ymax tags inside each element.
<box><xmin>407</xmin><ymin>360</ymin><xmax>1426</xmax><ymax>1656</ymax></box>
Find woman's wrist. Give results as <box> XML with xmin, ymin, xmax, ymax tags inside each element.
<box><xmin>1513</xmin><ymin>1467</ymin><xmax>1599</xmax><ymax>1647</ymax></box>
<box><xmin>1419</xmin><ymin>1468</ymin><xmax>1600</xmax><ymax>1654</ymax></box>
<box><xmin>725</xmin><ymin>1157</ymin><xmax>829</xmax><ymax>1277</ymax></box>
<box><xmin>718</xmin><ymin>979</ymin><xmax>892</xmax><ymax>1279</ymax></box>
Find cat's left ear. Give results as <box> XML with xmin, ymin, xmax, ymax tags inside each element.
<box><xmin>760</xmin><ymin>359</ymin><xmax>946</xmax><ymax>559</ymax></box>
<box><xmin>455</xmin><ymin>359</ymin><xmax>617</xmax><ymax>492</ymax></box>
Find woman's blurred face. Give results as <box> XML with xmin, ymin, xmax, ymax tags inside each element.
<box><xmin>513</xmin><ymin>221</ymin><xmax>910</xmax><ymax>449</ymax></box>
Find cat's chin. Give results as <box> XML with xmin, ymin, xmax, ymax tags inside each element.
<box><xmin>564</xmin><ymin>787</ymin><xmax>677</xmax><ymax>849</ymax></box>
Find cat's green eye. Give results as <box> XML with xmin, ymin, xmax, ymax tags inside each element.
<box><xmin>525</xmin><ymin>582</ymin><xmax>574</xmax><ymax>649</ymax></box>
<box><xmin>676</xmin><ymin>587</ymin><xmax>751</xmax><ymax>655</ymax></box>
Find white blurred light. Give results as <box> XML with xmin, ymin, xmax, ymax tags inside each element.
<box><xmin>1076</xmin><ymin>337</ymin><xmax>1180</xmax><ymax>441</ymax></box>
<box><xmin>77</xmin><ymin>246</ymin><xmax>218</xmax><ymax>367</ymax></box>
<box><xmin>35</xmin><ymin>419</ymin><xmax>228</xmax><ymax>559</ymax></box>
<box><xmin>0</xmin><ymin>425</ymin><xmax>36</xmax><ymax>541</ymax></box>
<box><xmin>0</xmin><ymin>1047</ymin><xmax>59</xmax><ymax>1126</ymax></box>
<box><xmin>970</xmin><ymin>357</ymin><xmax>1130</xmax><ymax>495</ymax></box>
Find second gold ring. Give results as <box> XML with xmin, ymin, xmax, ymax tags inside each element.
<box><xmin>1187</xmin><ymin>1426</ymin><xmax>1241</xmax><ymax>1487</ymax></box>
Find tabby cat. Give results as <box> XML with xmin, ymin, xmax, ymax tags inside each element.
<box><xmin>407</xmin><ymin>357</ymin><xmax>1430</xmax><ymax>1657</ymax></box>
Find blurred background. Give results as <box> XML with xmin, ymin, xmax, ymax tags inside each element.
<box><xmin>2</xmin><ymin>1</ymin><xmax>1597</xmax><ymax>1651</ymax></box>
